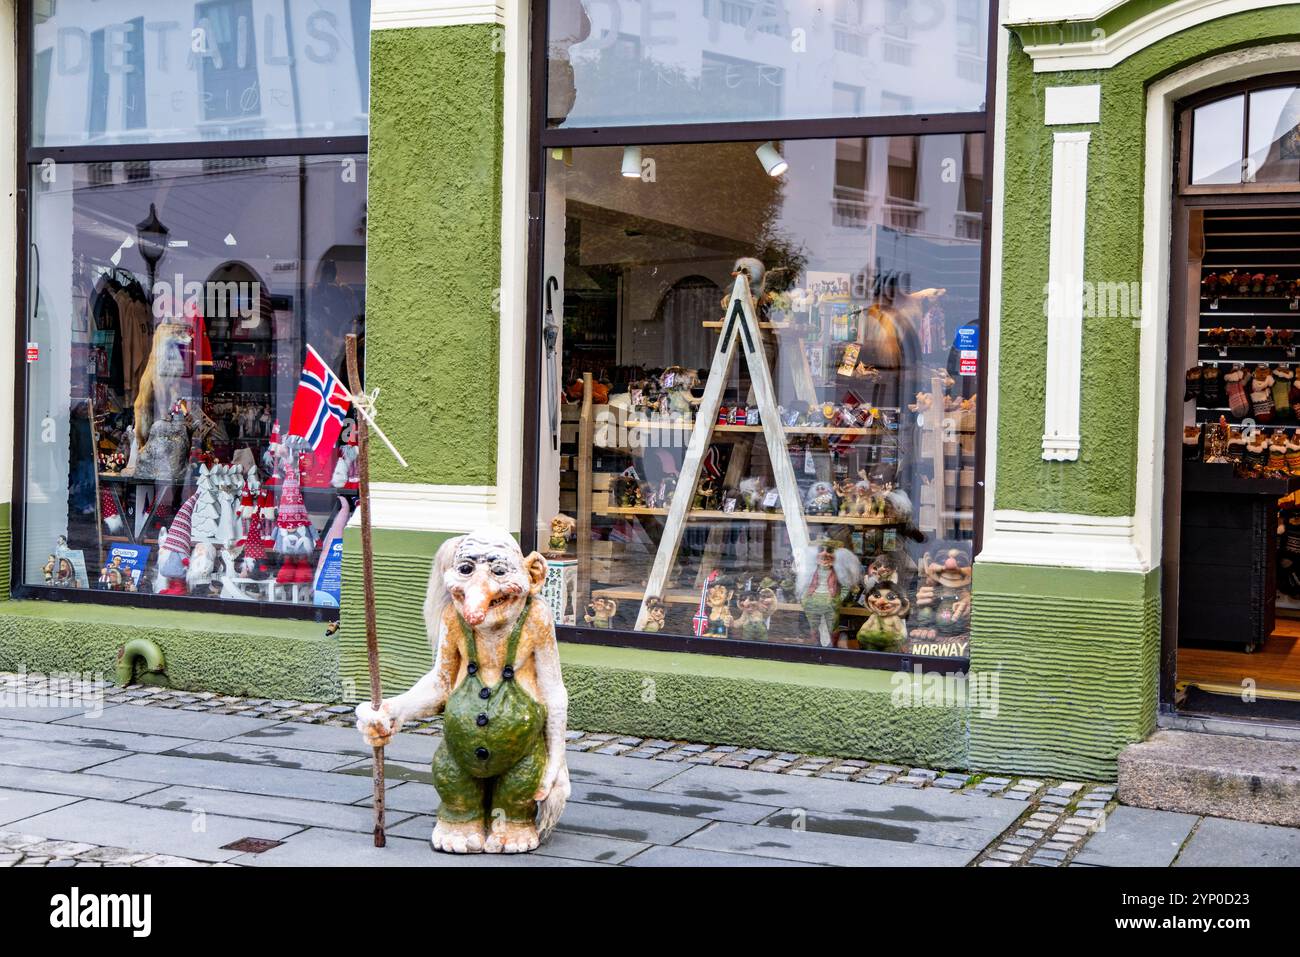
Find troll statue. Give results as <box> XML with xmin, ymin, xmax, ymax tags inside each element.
<box><xmin>356</xmin><ymin>529</ymin><xmax>570</xmax><ymax>854</ymax></box>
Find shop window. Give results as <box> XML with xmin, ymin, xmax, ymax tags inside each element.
<box><xmin>545</xmin><ymin>0</ymin><xmax>989</xmax><ymax>128</ymax></box>
<box><xmin>31</xmin><ymin>0</ymin><xmax>370</xmax><ymax>147</ymax></box>
<box><xmin>20</xmin><ymin>2</ymin><xmax>368</xmax><ymax>615</ymax></box>
<box><xmin>537</xmin><ymin>135</ymin><xmax>983</xmax><ymax>659</ymax></box>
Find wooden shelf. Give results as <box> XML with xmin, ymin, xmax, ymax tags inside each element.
<box><xmin>597</xmin><ymin>506</ymin><xmax>904</xmax><ymax>526</ymax></box>
<box><xmin>623</xmin><ymin>421</ymin><xmax>884</xmax><ymax>436</ymax></box>
<box><xmin>701</xmin><ymin>320</ymin><xmax>794</xmax><ymax>331</ymax></box>
<box><xmin>592</xmin><ymin>584</ymin><xmax>870</xmax><ymax>618</ymax></box>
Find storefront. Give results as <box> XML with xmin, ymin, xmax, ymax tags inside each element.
<box><xmin>4</xmin><ymin>0</ymin><xmax>1300</xmax><ymax>781</ymax></box>
<box><xmin>0</xmin><ymin>1</ymin><xmax>370</xmax><ymax>697</ymax></box>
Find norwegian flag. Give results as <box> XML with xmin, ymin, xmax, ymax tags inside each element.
<box><xmin>288</xmin><ymin>346</ymin><xmax>352</xmax><ymax>453</ymax></box>
<box><xmin>692</xmin><ymin>570</ymin><xmax>718</xmax><ymax>637</ymax></box>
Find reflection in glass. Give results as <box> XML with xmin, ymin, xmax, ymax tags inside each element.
<box><xmin>1191</xmin><ymin>95</ymin><xmax>1245</xmax><ymax>185</ymax></box>
<box><xmin>546</xmin><ymin>0</ymin><xmax>988</xmax><ymax>128</ymax></box>
<box><xmin>24</xmin><ymin>155</ymin><xmax>367</xmax><ymax>607</ymax></box>
<box><xmin>31</xmin><ymin>0</ymin><xmax>370</xmax><ymax>147</ymax></box>
<box><xmin>538</xmin><ymin>136</ymin><xmax>983</xmax><ymax>658</ymax></box>
<box><xmin>1248</xmin><ymin>87</ymin><xmax>1300</xmax><ymax>184</ymax></box>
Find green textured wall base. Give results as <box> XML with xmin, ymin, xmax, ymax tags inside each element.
<box><xmin>338</xmin><ymin>526</ymin><xmax>451</xmax><ymax>700</ymax></box>
<box><xmin>560</xmin><ymin>643</ymin><xmax>969</xmax><ymax>767</ymax></box>
<box><xmin>0</xmin><ymin>600</ymin><xmax>338</xmax><ymax>700</ymax></box>
<box><xmin>968</xmin><ymin>563</ymin><xmax>1159</xmax><ymax>780</ymax></box>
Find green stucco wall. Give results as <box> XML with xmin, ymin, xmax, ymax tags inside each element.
<box><xmin>0</xmin><ymin>601</ymin><xmax>338</xmax><ymax>700</ymax></box>
<box><xmin>365</xmin><ymin>25</ymin><xmax>505</xmax><ymax>486</ymax></box>
<box><xmin>995</xmin><ymin>6</ymin><xmax>1300</xmax><ymax>516</ymax></box>
<box><xmin>968</xmin><ymin>564</ymin><xmax>1159</xmax><ymax>780</ymax></box>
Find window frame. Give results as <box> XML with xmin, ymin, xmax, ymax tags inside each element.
<box><xmin>519</xmin><ymin>0</ymin><xmax>998</xmax><ymax>672</ymax></box>
<box><xmin>1178</xmin><ymin>72</ymin><xmax>1300</xmax><ymax>196</ymax></box>
<box><xmin>11</xmin><ymin>2</ymin><xmax>368</xmax><ymax>622</ymax></box>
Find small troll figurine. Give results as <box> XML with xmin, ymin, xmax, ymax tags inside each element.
<box><xmin>355</xmin><ymin>528</ymin><xmax>570</xmax><ymax>854</ymax></box>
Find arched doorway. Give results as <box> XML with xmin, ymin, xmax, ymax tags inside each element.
<box><xmin>1165</xmin><ymin>73</ymin><xmax>1300</xmax><ymax>718</ymax></box>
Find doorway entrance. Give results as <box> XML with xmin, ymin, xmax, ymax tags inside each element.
<box><xmin>1165</xmin><ymin>77</ymin><xmax>1300</xmax><ymax>718</ymax></box>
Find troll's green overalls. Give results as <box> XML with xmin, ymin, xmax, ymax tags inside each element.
<box><xmin>432</xmin><ymin>601</ymin><xmax>548</xmax><ymax>825</ymax></box>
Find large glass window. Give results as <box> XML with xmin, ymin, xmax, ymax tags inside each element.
<box><xmin>546</xmin><ymin>0</ymin><xmax>989</xmax><ymax>129</ymax></box>
<box><xmin>19</xmin><ymin>2</ymin><xmax>368</xmax><ymax>615</ymax></box>
<box><xmin>32</xmin><ymin>0</ymin><xmax>370</xmax><ymax>147</ymax></box>
<box><xmin>537</xmin><ymin>135</ymin><xmax>982</xmax><ymax>657</ymax></box>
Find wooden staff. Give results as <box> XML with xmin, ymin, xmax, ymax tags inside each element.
<box><xmin>345</xmin><ymin>333</ymin><xmax>385</xmax><ymax>847</ymax></box>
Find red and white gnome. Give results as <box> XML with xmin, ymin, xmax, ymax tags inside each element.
<box><xmin>274</xmin><ymin>454</ymin><xmax>317</xmax><ymax>584</ymax></box>
<box><xmin>156</xmin><ymin>490</ymin><xmax>199</xmax><ymax>595</ymax></box>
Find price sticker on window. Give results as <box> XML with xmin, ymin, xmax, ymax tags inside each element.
<box><xmin>26</xmin><ymin>342</ymin><xmax>38</xmax><ymax>363</ymax></box>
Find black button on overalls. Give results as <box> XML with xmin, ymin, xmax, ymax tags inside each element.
<box><xmin>466</xmin><ymin>663</ymin><xmax>478</xmax><ymax>675</ymax></box>
<box><xmin>475</xmin><ymin>747</ymin><xmax>490</xmax><ymax>761</ymax></box>
<box><xmin>476</xmin><ymin>713</ymin><xmax>489</xmax><ymax>727</ymax></box>
<box><xmin>478</xmin><ymin>687</ymin><xmax>491</xmax><ymax>700</ymax></box>
<box><xmin>502</xmin><ymin>666</ymin><xmax>514</xmax><ymax>680</ymax></box>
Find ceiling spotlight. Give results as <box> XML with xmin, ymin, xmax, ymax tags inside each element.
<box><xmin>621</xmin><ymin>145</ymin><xmax>643</xmax><ymax>178</ymax></box>
<box><xmin>756</xmin><ymin>141</ymin><xmax>788</xmax><ymax>177</ymax></box>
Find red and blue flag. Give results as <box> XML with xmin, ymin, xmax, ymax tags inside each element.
<box><xmin>288</xmin><ymin>346</ymin><xmax>351</xmax><ymax>452</ymax></box>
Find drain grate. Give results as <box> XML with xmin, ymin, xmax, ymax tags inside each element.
<box><xmin>220</xmin><ymin>837</ymin><xmax>285</xmax><ymax>854</ymax></box>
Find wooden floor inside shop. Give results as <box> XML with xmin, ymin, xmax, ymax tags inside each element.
<box><xmin>1179</xmin><ymin>617</ymin><xmax>1300</xmax><ymax>699</ymax></box>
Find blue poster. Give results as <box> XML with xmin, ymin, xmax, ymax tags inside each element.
<box><xmin>314</xmin><ymin>539</ymin><xmax>344</xmax><ymax>607</ymax></box>
<box><xmin>103</xmin><ymin>543</ymin><xmax>151</xmax><ymax>590</ymax></box>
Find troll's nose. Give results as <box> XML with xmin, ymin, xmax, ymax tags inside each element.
<box><xmin>460</xmin><ymin>581</ymin><xmax>499</xmax><ymax>626</ymax></box>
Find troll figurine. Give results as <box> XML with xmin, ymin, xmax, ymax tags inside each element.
<box><xmin>797</xmin><ymin>539</ymin><xmax>862</xmax><ymax>647</ymax></box>
<box><xmin>855</xmin><ymin>580</ymin><xmax>911</xmax><ymax>653</ymax></box>
<box><xmin>705</xmin><ymin>578</ymin><xmax>734</xmax><ymax>636</ymax></box>
<box><xmin>735</xmin><ymin>580</ymin><xmax>776</xmax><ymax>641</ymax></box>
<box><xmin>356</xmin><ymin>529</ymin><xmax>570</xmax><ymax>854</ymax></box>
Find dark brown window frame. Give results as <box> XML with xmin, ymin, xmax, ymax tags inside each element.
<box><xmin>519</xmin><ymin>0</ymin><xmax>999</xmax><ymax>673</ymax></box>
<box><xmin>1179</xmin><ymin>71</ymin><xmax>1300</xmax><ymax>197</ymax></box>
<box><xmin>10</xmin><ymin>2</ymin><xmax>368</xmax><ymax>622</ymax></box>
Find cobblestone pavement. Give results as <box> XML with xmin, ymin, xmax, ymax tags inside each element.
<box><xmin>0</xmin><ymin>670</ymin><xmax>1159</xmax><ymax>867</ymax></box>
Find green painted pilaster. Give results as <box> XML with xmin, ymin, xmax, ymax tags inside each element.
<box><xmin>365</xmin><ymin>25</ymin><xmax>505</xmax><ymax>486</ymax></box>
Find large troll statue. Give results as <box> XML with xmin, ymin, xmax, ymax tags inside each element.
<box><xmin>355</xmin><ymin>529</ymin><xmax>570</xmax><ymax>853</ymax></box>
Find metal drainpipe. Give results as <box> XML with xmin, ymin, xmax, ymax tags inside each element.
<box><xmin>114</xmin><ymin>637</ymin><xmax>168</xmax><ymax>688</ymax></box>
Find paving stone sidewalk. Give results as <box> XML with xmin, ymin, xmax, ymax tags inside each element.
<box><xmin>1</xmin><ymin>671</ymin><xmax>1294</xmax><ymax>866</ymax></box>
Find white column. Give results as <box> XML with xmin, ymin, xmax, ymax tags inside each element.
<box><xmin>1041</xmin><ymin>131</ymin><xmax>1090</xmax><ymax>462</ymax></box>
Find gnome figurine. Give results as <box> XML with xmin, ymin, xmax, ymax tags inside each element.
<box><xmin>274</xmin><ymin>454</ymin><xmax>318</xmax><ymax>586</ymax></box>
<box><xmin>156</xmin><ymin>491</ymin><xmax>199</xmax><ymax>596</ymax></box>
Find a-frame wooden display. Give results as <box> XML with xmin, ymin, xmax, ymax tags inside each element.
<box><xmin>634</xmin><ymin>273</ymin><xmax>811</xmax><ymax>629</ymax></box>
